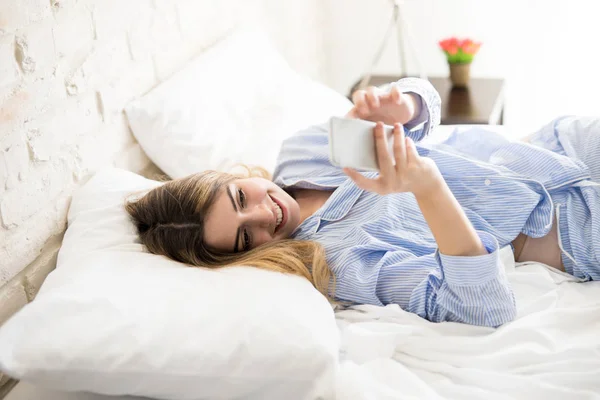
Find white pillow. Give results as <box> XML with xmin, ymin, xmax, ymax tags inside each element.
<box><xmin>125</xmin><ymin>27</ymin><xmax>352</xmax><ymax>178</ymax></box>
<box><xmin>0</xmin><ymin>168</ymin><xmax>339</xmax><ymax>400</ymax></box>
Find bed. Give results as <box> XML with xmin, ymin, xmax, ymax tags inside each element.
<box><xmin>4</xmin><ymin>124</ymin><xmax>599</xmax><ymax>400</ymax></box>
<box><xmin>6</xmin><ymin>258</ymin><xmax>600</xmax><ymax>400</ymax></box>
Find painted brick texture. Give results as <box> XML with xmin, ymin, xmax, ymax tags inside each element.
<box><xmin>0</xmin><ymin>1</ymin><xmax>329</xmax><ymax>396</ymax></box>
<box><xmin>0</xmin><ymin>0</ymin><xmax>329</xmax><ymax>289</ymax></box>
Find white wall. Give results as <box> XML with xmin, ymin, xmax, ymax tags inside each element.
<box><xmin>325</xmin><ymin>0</ymin><xmax>600</xmax><ymax>133</ymax></box>
<box><xmin>0</xmin><ymin>0</ymin><xmax>329</xmax><ymax>287</ymax></box>
<box><xmin>8</xmin><ymin>0</ymin><xmax>596</xmax><ymax>290</ymax></box>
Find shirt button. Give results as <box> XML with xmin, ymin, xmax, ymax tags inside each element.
<box><xmin>484</xmin><ymin>179</ymin><xmax>491</xmax><ymax>186</ymax></box>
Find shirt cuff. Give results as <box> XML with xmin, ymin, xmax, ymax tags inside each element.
<box><xmin>435</xmin><ymin>231</ymin><xmax>503</xmax><ymax>286</ymax></box>
<box><xmin>378</xmin><ymin>78</ymin><xmax>441</xmax><ymax>142</ymax></box>
<box><xmin>403</xmin><ymin>93</ymin><xmax>427</xmax><ymax>131</ymax></box>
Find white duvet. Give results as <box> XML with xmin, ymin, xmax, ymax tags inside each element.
<box><xmin>334</xmin><ymin>247</ymin><xmax>600</xmax><ymax>400</ymax></box>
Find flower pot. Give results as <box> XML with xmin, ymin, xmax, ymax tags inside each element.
<box><xmin>449</xmin><ymin>63</ymin><xmax>471</xmax><ymax>87</ymax></box>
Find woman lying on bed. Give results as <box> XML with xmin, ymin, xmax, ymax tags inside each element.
<box><xmin>126</xmin><ymin>78</ymin><xmax>599</xmax><ymax>328</ymax></box>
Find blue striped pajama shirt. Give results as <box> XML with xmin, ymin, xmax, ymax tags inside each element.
<box><xmin>272</xmin><ymin>78</ymin><xmax>600</xmax><ymax>327</ymax></box>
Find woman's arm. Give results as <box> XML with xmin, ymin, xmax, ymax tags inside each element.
<box><xmin>333</xmin><ymin>233</ymin><xmax>516</xmax><ymax>327</ymax></box>
<box><xmin>341</xmin><ymin>123</ymin><xmax>514</xmax><ymax>327</ymax></box>
<box><xmin>273</xmin><ymin>79</ymin><xmax>439</xmax><ymax>184</ymax></box>
<box><xmin>345</xmin><ymin>122</ymin><xmax>487</xmax><ymax>257</ymax></box>
<box><xmin>416</xmin><ymin>178</ymin><xmax>487</xmax><ymax>257</ymax></box>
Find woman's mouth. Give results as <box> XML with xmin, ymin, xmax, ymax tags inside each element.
<box><xmin>270</xmin><ymin>195</ymin><xmax>287</xmax><ymax>234</ymax></box>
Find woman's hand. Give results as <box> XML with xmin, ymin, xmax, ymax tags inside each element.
<box><xmin>347</xmin><ymin>86</ymin><xmax>419</xmax><ymax>126</ymax></box>
<box><xmin>345</xmin><ymin>122</ymin><xmax>487</xmax><ymax>258</ymax></box>
<box><xmin>344</xmin><ymin>122</ymin><xmax>441</xmax><ymax>197</ymax></box>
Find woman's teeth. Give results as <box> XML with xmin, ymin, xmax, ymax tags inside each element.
<box><xmin>275</xmin><ymin>203</ymin><xmax>283</xmax><ymax>227</ymax></box>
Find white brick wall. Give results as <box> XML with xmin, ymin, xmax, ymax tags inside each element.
<box><xmin>0</xmin><ymin>0</ymin><xmax>331</xmax><ymax>290</ymax></box>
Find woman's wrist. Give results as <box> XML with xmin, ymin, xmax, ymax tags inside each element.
<box><xmin>413</xmin><ymin>175</ymin><xmax>447</xmax><ymax>204</ymax></box>
<box><xmin>404</xmin><ymin>93</ymin><xmax>422</xmax><ymax>123</ymax></box>
<box><xmin>409</xmin><ymin>160</ymin><xmax>444</xmax><ymax>198</ymax></box>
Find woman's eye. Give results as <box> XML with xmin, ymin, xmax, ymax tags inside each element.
<box><xmin>243</xmin><ymin>230</ymin><xmax>251</xmax><ymax>251</ymax></box>
<box><xmin>238</xmin><ymin>189</ymin><xmax>246</xmax><ymax>208</ymax></box>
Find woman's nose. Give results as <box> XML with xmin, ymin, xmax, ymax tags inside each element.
<box><xmin>246</xmin><ymin>203</ymin><xmax>273</xmax><ymax>227</ymax></box>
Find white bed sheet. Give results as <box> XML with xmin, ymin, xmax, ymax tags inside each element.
<box><xmin>334</xmin><ymin>248</ymin><xmax>600</xmax><ymax>400</ymax></box>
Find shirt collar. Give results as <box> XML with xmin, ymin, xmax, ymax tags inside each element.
<box><xmin>290</xmin><ymin>173</ymin><xmax>375</xmax><ymax>239</ymax></box>
<box><xmin>319</xmin><ymin>178</ymin><xmax>364</xmax><ymax>222</ymax></box>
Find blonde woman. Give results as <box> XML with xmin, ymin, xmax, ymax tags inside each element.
<box><xmin>127</xmin><ymin>78</ymin><xmax>600</xmax><ymax>327</ymax></box>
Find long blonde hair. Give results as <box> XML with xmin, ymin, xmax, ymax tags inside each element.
<box><xmin>125</xmin><ymin>166</ymin><xmax>333</xmax><ymax>299</ymax></box>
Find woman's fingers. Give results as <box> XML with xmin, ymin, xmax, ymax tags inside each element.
<box><xmin>346</xmin><ymin>106</ymin><xmax>359</xmax><ymax>119</ymax></box>
<box><xmin>351</xmin><ymin>88</ymin><xmax>364</xmax><ymax>105</ymax></box>
<box><xmin>366</xmin><ymin>86</ymin><xmax>380</xmax><ymax>109</ymax></box>
<box><xmin>374</xmin><ymin>122</ymin><xmax>394</xmax><ymax>172</ymax></box>
<box><xmin>405</xmin><ymin>137</ymin><xmax>419</xmax><ymax>162</ymax></box>
<box><xmin>393</xmin><ymin>123</ymin><xmax>406</xmax><ymax>169</ymax></box>
<box><xmin>390</xmin><ymin>86</ymin><xmax>402</xmax><ymax>104</ymax></box>
<box><xmin>352</xmin><ymin>89</ymin><xmax>369</xmax><ymax>116</ymax></box>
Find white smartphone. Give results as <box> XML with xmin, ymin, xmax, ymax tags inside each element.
<box><xmin>328</xmin><ymin>116</ymin><xmax>396</xmax><ymax>171</ymax></box>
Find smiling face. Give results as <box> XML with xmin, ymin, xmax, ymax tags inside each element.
<box><xmin>203</xmin><ymin>177</ymin><xmax>301</xmax><ymax>253</ymax></box>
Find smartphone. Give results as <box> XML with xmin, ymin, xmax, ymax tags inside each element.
<box><xmin>328</xmin><ymin>116</ymin><xmax>396</xmax><ymax>171</ymax></box>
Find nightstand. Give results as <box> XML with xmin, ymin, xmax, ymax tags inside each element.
<box><xmin>349</xmin><ymin>76</ymin><xmax>505</xmax><ymax>125</ymax></box>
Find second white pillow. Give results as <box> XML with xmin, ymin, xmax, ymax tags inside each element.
<box><xmin>125</xmin><ymin>27</ymin><xmax>352</xmax><ymax>178</ymax></box>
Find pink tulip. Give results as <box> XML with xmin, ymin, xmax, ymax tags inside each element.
<box><xmin>439</xmin><ymin>37</ymin><xmax>459</xmax><ymax>51</ymax></box>
<box><xmin>439</xmin><ymin>37</ymin><xmax>482</xmax><ymax>59</ymax></box>
<box><xmin>446</xmin><ymin>45</ymin><xmax>459</xmax><ymax>55</ymax></box>
<box><xmin>458</xmin><ymin>38</ymin><xmax>472</xmax><ymax>48</ymax></box>
<box><xmin>463</xmin><ymin>42</ymin><xmax>482</xmax><ymax>55</ymax></box>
